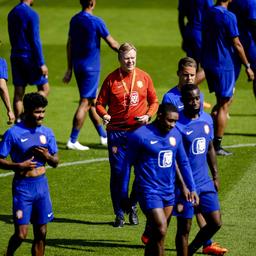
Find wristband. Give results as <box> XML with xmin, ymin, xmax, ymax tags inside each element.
<box><xmin>245</xmin><ymin>63</ymin><xmax>251</xmax><ymax>69</ymax></box>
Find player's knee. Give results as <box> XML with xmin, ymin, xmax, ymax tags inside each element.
<box><xmin>155</xmin><ymin>223</ymin><xmax>168</xmax><ymax>240</ymax></box>
<box><xmin>16</xmin><ymin>229</ymin><xmax>28</xmax><ymax>241</ymax></box>
<box><xmin>34</xmin><ymin>225</ymin><xmax>47</xmax><ymax>241</ymax></box>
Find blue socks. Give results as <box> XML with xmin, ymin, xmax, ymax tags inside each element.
<box><xmin>96</xmin><ymin>124</ymin><xmax>107</xmax><ymax>138</ymax></box>
<box><xmin>70</xmin><ymin>128</ymin><xmax>80</xmax><ymax>143</ymax></box>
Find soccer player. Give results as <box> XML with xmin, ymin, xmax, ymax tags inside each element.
<box><xmin>229</xmin><ymin>0</ymin><xmax>256</xmax><ymax>97</ymax></box>
<box><xmin>0</xmin><ymin>93</ymin><xmax>59</xmax><ymax>256</ymax></box>
<box><xmin>63</xmin><ymin>0</ymin><xmax>119</xmax><ymax>150</ymax></box>
<box><xmin>160</xmin><ymin>57</ymin><xmax>223</xmax><ymax>254</ymax></box>
<box><xmin>162</xmin><ymin>57</ymin><xmax>204</xmax><ymax>113</ymax></box>
<box><xmin>8</xmin><ymin>0</ymin><xmax>50</xmax><ymax>120</ymax></box>
<box><xmin>126</xmin><ymin>103</ymin><xmax>196</xmax><ymax>256</ymax></box>
<box><xmin>96</xmin><ymin>42</ymin><xmax>159</xmax><ymax>227</ymax></box>
<box><xmin>175</xmin><ymin>84</ymin><xmax>227</xmax><ymax>256</ymax></box>
<box><xmin>0</xmin><ymin>57</ymin><xmax>15</xmax><ymax>124</ymax></box>
<box><xmin>201</xmin><ymin>0</ymin><xmax>254</xmax><ymax>156</ymax></box>
<box><xmin>178</xmin><ymin>0</ymin><xmax>214</xmax><ymax>85</ymax></box>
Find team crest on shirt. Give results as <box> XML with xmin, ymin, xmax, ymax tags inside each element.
<box><xmin>204</xmin><ymin>124</ymin><xmax>210</xmax><ymax>134</ymax></box>
<box><xmin>169</xmin><ymin>137</ymin><xmax>176</xmax><ymax>146</ymax></box>
<box><xmin>40</xmin><ymin>135</ymin><xmax>47</xmax><ymax>144</ymax></box>
<box><xmin>16</xmin><ymin>210</ymin><xmax>23</xmax><ymax>220</ymax></box>
<box><xmin>136</xmin><ymin>80</ymin><xmax>143</xmax><ymax>88</ymax></box>
<box><xmin>158</xmin><ymin>150</ymin><xmax>173</xmax><ymax>168</ymax></box>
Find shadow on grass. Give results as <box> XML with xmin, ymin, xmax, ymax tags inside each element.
<box><xmin>0</xmin><ymin>214</ymin><xmax>13</xmax><ymax>224</ymax></box>
<box><xmin>53</xmin><ymin>217</ymin><xmax>113</xmax><ymax>226</ymax></box>
<box><xmin>224</xmin><ymin>132</ymin><xmax>256</xmax><ymax>137</ymax></box>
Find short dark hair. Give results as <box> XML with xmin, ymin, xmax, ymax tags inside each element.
<box><xmin>178</xmin><ymin>57</ymin><xmax>197</xmax><ymax>72</ymax></box>
<box><xmin>80</xmin><ymin>0</ymin><xmax>93</xmax><ymax>9</ymax></box>
<box><xmin>157</xmin><ymin>103</ymin><xmax>178</xmax><ymax>116</ymax></box>
<box><xmin>180</xmin><ymin>83</ymin><xmax>199</xmax><ymax>98</ymax></box>
<box><xmin>23</xmin><ymin>93</ymin><xmax>48</xmax><ymax>112</ymax></box>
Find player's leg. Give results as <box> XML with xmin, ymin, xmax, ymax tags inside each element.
<box><xmin>13</xmin><ymin>86</ymin><xmax>25</xmax><ymax>120</ymax></box>
<box><xmin>189</xmin><ymin>210</ymin><xmax>222</xmax><ymax>256</ymax></box>
<box><xmin>213</xmin><ymin>96</ymin><xmax>232</xmax><ymax>155</ymax></box>
<box><xmin>176</xmin><ymin>217</ymin><xmax>192</xmax><ymax>256</ymax></box>
<box><xmin>37</xmin><ymin>82</ymin><xmax>50</xmax><ymax>97</ymax></box>
<box><xmin>32</xmin><ymin>224</ymin><xmax>47</xmax><ymax>256</ymax></box>
<box><xmin>66</xmin><ymin>97</ymin><xmax>91</xmax><ymax>150</ymax></box>
<box><xmin>88</xmin><ymin>99</ymin><xmax>107</xmax><ymax>145</ymax></box>
<box><xmin>5</xmin><ymin>224</ymin><xmax>29</xmax><ymax>256</ymax></box>
<box><xmin>145</xmin><ymin>206</ymin><xmax>173</xmax><ymax>256</ymax></box>
<box><xmin>108</xmin><ymin>131</ymin><xmax>128</xmax><ymax>227</ymax></box>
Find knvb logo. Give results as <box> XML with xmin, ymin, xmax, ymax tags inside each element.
<box><xmin>192</xmin><ymin>137</ymin><xmax>206</xmax><ymax>155</ymax></box>
<box><xmin>158</xmin><ymin>150</ymin><xmax>173</xmax><ymax>168</ymax></box>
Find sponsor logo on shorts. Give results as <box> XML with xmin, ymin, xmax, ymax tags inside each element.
<box><xmin>48</xmin><ymin>212</ymin><xmax>53</xmax><ymax>218</ymax></box>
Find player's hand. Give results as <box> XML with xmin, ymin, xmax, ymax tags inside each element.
<box><xmin>33</xmin><ymin>146</ymin><xmax>50</xmax><ymax>161</ymax></box>
<box><xmin>18</xmin><ymin>157</ymin><xmax>37</xmax><ymax>171</ymax></box>
<box><xmin>134</xmin><ymin>115</ymin><xmax>150</xmax><ymax>124</ymax></box>
<box><xmin>190</xmin><ymin>191</ymin><xmax>199</xmax><ymax>206</ymax></box>
<box><xmin>63</xmin><ymin>69</ymin><xmax>72</xmax><ymax>84</ymax></box>
<box><xmin>7</xmin><ymin>110</ymin><xmax>15</xmax><ymax>125</ymax></box>
<box><xmin>213</xmin><ymin>177</ymin><xmax>220</xmax><ymax>192</ymax></box>
<box><xmin>246</xmin><ymin>67</ymin><xmax>254</xmax><ymax>81</ymax></box>
<box><xmin>103</xmin><ymin>114</ymin><xmax>111</xmax><ymax>125</ymax></box>
<box><xmin>41</xmin><ymin>64</ymin><xmax>49</xmax><ymax>78</ymax></box>
<box><xmin>181</xmin><ymin>185</ymin><xmax>190</xmax><ymax>202</ymax></box>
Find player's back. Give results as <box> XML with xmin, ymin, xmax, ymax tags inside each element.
<box><xmin>202</xmin><ymin>6</ymin><xmax>238</xmax><ymax>70</ymax></box>
<box><xmin>179</xmin><ymin>0</ymin><xmax>214</xmax><ymax>29</ymax></box>
<box><xmin>8</xmin><ymin>3</ymin><xmax>38</xmax><ymax>56</ymax></box>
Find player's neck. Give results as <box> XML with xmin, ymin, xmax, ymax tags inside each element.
<box><xmin>84</xmin><ymin>7</ymin><xmax>93</xmax><ymax>14</ymax></box>
<box><xmin>184</xmin><ymin>110</ymin><xmax>199</xmax><ymax>120</ymax></box>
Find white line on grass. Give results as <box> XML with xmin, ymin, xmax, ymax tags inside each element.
<box><xmin>0</xmin><ymin>143</ymin><xmax>255</xmax><ymax>179</ymax></box>
<box><xmin>0</xmin><ymin>157</ymin><xmax>108</xmax><ymax>178</ymax></box>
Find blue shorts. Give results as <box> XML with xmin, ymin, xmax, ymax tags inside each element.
<box><xmin>12</xmin><ymin>174</ymin><xmax>53</xmax><ymax>225</ymax></box>
<box><xmin>183</xmin><ymin>28</ymin><xmax>202</xmax><ymax>64</ymax></box>
<box><xmin>0</xmin><ymin>58</ymin><xmax>8</xmax><ymax>80</ymax></box>
<box><xmin>11</xmin><ymin>57</ymin><xmax>48</xmax><ymax>87</ymax></box>
<box><xmin>205</xmin><ymin>69</ymin><xmax>235</xmax><ymax>98</ymax></box>
<box><xmin>174</xmin><ymin>181</ymin><xmax>220</xmax><ymax>219</ymax></box>
<box><xmin>73</xmin><ymin>63</ymin><xmax>100</xmax><ymax>99</ymax></box>
<box><xmin>139</xmin><ymin>192</ymin><xmax>175</xmax><ymax>213</ymax></box>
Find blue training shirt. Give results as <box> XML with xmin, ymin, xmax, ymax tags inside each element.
<box><xmin>162</xmin><ymin>85</ymin><xmax>204</xmax><ymax>113</ymax></box>
<box><xmin>176</xmin><ymin>111</ymin><xmax>214</xmax><ymax>188</ymax></box>
<box><xmin>0</xmin><ymin>122</ymin><xmax>58</xmax><ymax>169</ymax></box>
<box><xmin>178</xmin><ymin>0</ymin><xmax>214</xmax><ymax>30</ymax></box>
<box><xmin>127</xmin><ymin>123</ymin><xmax>195</xmax><ymax>196</ymax></box>
<box><xmin>0</xmin><ymin>58</ymin><xmax>8</xmax><ymax>80</ymax></box>
<box><xmin>229</xmin><ymin>0</ymin><xmax>256</xmax><ymax>46</ymax></box>
<box><xmin>69</xmin><ymin>11</ymin><xmax>110</xmax><ymax>71</ymax></box>
<box><xmin>8</xmin><ymin>3</ymin><xmax>45</xmax><ymax>66</ymax></box>
<box><xmin>201</xmin><ymin>5</ymin><xmax>239</xmax><ymax>71</ymax></box>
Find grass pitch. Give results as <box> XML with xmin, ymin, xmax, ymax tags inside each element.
<box><xmin>0</xmin><ymin>0</ymin><xmax>255</xmax><ymax>255</ymax></box>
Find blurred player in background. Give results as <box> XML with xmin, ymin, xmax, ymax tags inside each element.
<box><xmin>126</xmin><ymin>103</ymin><xmax>196</xmax><ymax>256</ymax></box>
<box><xmin>201</xmin><ymin>0</ymin><xmax>254</xmax><ymax>156</ymax></box>
<box><xmin>0</xmin><ymin>57</ymin><xmax>15</xmax><ymax>125</ymax></box>
<box><xmin>0</xmin><ymin>93</ymin><xmax>59</xmax><ymax>256</ymax></box>
<box><xmin>96</xmin><ymin>43</ymin><xmax>158</xmax><ymax>227</ymax></box>
<box><xmin>8</xmin><ymin>0</ymin><xmax>50</xmax><ymax>121</ymax></box>
<box><xmin>178</xmin><ymin>0</ymin><xmax>214</xmax><ymax>87</ymax></box>
<box><xmin>175</xmin><ymin>84</ymin><xmax>227</xmax><ymax>256</ymax></box>
<box><xmin>63</xmin><ymin>0</ymin><xmax>119</xmax><ymax>150</ymax></box>
<box><xmin>229</xmin><ymin>0</ymin><xmax>256</xmax><ymax>97</ymax></box>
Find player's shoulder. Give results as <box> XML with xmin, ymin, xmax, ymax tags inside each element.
<box><xmin>135</xmin><ymin>67</ymin><xmax>152</xmax><ymax>79</ymax></box>
<box><xmin>199</xmin><ymin>111</ymin><xmax>213</xmax><ymax>125</ymax></box>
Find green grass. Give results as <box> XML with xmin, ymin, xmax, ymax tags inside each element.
<box><xmin>0</xmin><ymin>0</ymin><xmax>256</xmax><ymax>255</ymax></box>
